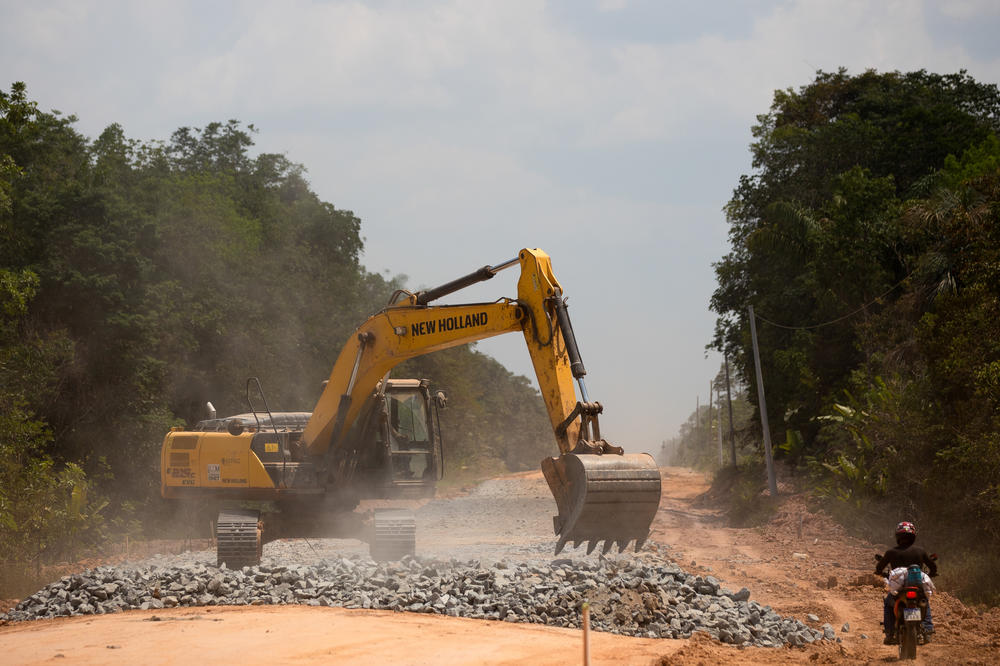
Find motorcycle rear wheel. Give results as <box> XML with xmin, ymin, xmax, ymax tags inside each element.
<box><xmin>899</xmin><ymin>622</ymin><xmax>918</xmax><ymax>660</ymax></box>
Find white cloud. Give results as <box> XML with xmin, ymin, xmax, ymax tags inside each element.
<box><xmin>938</xmin><ymin>0</ymin><xmax>1000</xmax><ymax>19</ymax></box>
<box><xmin>577</xmin><ymin>0</ymin><xmax>1000</xmax><ymax>146</ymax></box>
<box><xmin>3</xmin><ymin>2</ymin><xmax>88</xmax><ymax>51</ymax></box>
<box><xmin>597</xmin><ymin>0</ymin><xmax>629</xmax><ymax>12</ymax></box>
<box><xmin>159</xmin><ymin>1</ymin><xmax>459</xmax><ymax>113</ymax></box>
<box><xmin>14</xmin><ymin>0</ymin><xmax>997</xmax><ymax>153</ymax></box>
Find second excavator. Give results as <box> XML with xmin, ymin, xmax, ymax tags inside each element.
<box><xmin>161</xmin><ymin>248</ymin><xmax>661</xmax><ymax>563</ymax></box>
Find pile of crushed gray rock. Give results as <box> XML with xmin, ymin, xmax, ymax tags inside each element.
<box><xmin>1</xmin><ymin>555</ymin><xmax>831</xmax><ymax>647</ymax></box>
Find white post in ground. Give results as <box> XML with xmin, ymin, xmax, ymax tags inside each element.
<box><xmin>582</xmin><ymin>601</ymin><xmax>591</xmax><ymax>666</ymax></box>
<box><xmin>748</xmin><ymin>305</ymin><xmax>779</xmax><ymax>496</ymax></box>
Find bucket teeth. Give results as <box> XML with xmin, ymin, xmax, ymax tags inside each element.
<box><xmin>555</xmin><ymin>536</ymin><xmax>568</xmax><ymax>555</ymax></box>
<box><xmin>615</xmin><ymin>539</ymin><xmax>628</xmax><ymax>553</ymax></box>
<box><xmin>601</xmin><ymin>539</ymin><xmax>614</xmax><ymax>555</ymax></box>
<box><xmin>634</xmin><ymin>535</ymin><xmax>647</xmax><ymax>552</ymax></box>
<box><xmin>586</xmin><ymin>540</ymin><xmax>598</xmax><ymax>555</ymax></box>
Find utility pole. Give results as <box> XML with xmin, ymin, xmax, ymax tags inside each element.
<box><xmin>748</xmin><ymin>305</ymin><xmax>779</xmax><ymax>496</ymax></box>
<box><xmin>724</xmin><ymin>354</ymin><xmax>737</xmax><ymax>468</ymax></box>
<box><xmin>706</xmin><ymin>380</ymin><xmax>713</xmax><ymax>458</ymax></box>
<box><xmin>716</xmin><ymin>381</ymin><xmax>724</xmax><ymax>466</ymax></box>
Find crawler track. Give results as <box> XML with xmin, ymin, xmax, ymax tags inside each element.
<box><xmin>370</xmin><ymin>509</ymin><xmax>416</xmax><ymax>561</ymax></box>
<box><xmin>215</xmin><ymin>509</ymin><xmax>262</xmax><ymax>567</ymax></box>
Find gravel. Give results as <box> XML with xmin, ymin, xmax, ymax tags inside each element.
<box><xmin>0</xmin><ymin>476</ymin><xmax>827</xmax><ymax>646</ymax></box>
<box><xmin>1</xmin><ymin>554</ymin><xmax>823</xmax><ymax>646</ymax></box>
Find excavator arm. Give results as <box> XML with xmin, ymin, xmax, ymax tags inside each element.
<box><xmin>302</xmin><ymin>248</ymin><xmax>661</xmax><ymax>553</ymax></box>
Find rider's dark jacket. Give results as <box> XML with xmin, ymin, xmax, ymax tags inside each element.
<box><xmin>875</xmin><ymin>544</ymin><xmax>937</xmax><ymax>577</ymax></box>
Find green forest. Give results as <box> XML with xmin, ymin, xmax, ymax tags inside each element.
<box><xmin>706</xmin><ymin>68</ymin><xmax>1000</xmax><ymax>602</ymax></box>
<box><xmin>0</xmin><ymin>82</ymin><xmax>551</xmax><ymax>577</ymax></box>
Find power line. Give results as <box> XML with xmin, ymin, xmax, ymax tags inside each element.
<box><xmin>753</xmin><ymin>273</ymin><xmax>912</xmax><ymax>331</ymax></box>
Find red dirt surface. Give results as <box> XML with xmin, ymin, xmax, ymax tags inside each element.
<box><xmin>2</xmin><ymin>467</ymin><xmax>998</xmax><ymax>665</ymax></box>
<box><xmin>645</xmin><ymin>467</ymin><xmax>1000</xmax><ymax>665</ymax></box>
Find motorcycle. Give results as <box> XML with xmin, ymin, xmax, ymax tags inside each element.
<box><xmin>875</xmin><ymin>553</ymin><xmax>937</xmax><ymax>660</ymax></box>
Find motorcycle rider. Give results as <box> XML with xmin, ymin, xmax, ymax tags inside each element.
<box><xmin>875</xmin><ymin>521</ymin><xmax>937</xmax><ymax>644</ymax></box>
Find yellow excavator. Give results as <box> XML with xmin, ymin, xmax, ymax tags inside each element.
<box><xmin>161</xmin><ymin>248</ymin><xmax>661</xmax><ymax>565</ymax></box>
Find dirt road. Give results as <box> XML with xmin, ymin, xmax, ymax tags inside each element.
<box><xmin>645</xmin><ymin>467</ymin><xmax>1000</xmax><ymax>664</ymax></box>
<box><xmin>2</xmin><ymin>467</ymin><xmax>998</xmax><ymax>665</ymax></box>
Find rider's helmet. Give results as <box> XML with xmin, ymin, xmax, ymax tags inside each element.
<box><xmin>895</xmin><ymin>521</ymin><xmax>916</xmax><ymax>546</ymax></box>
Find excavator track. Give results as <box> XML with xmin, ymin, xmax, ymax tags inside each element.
<box><xmin>543</xmin><ymin>453</ymin><xmax>661</xmax><ymax>555</ymax></box>
<box><xmin>216</xmin><ymin>509</ymin><xmax>263</xmax><ymax>568</ymax></box>
<box><xmin>370</xmin><ymin>508</ymin><xmax>416</xmax><ymax>561</ymax></box>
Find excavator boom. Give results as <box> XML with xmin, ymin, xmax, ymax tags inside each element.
<box><xmin>303</xmin><ymin>248</ymin><xmax>661</xmax><ymax>553</ymax></box>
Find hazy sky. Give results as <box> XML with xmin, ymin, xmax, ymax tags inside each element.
<box><xmin>4</xmin><ymin>1</ymin><xmax>1000</xmax><ymax>454</ymax></box>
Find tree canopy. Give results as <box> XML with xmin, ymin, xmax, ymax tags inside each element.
<box><xmin>710</xmin><ymin>69</ymin><xmax>1000</xmax><ymax>599</ymax></box>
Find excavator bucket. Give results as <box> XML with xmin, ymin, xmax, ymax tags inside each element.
<box><xmin>542</xmin><ymin>453</ymin><xmax>661</xmax><ymax>555</ymax></box>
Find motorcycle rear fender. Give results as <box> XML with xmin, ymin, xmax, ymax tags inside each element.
<box><xmin>893</xmin><ymin>592</ymin><xmax>927</xmax><ymax>621</ymax></box>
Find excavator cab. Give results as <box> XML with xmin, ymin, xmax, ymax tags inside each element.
<box><xmin>385</xmin><ymin>390</ymin><xmax>432</xmax><ymax>478</ymax></box>
<box><xmin>369</xmin><ymin>379</ymin><xmax>444</xmax><ymax>497</ymax></box>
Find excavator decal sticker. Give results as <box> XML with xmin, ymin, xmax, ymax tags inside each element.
<box><xmin>411</xmin><ymin>312</ymin><xmax>489</xmax><ymax>336</ymax></box>
<box><xmin>410</xmin><ymin>321</ymin><xmax>436</xmax><ymax>336</ymax></box>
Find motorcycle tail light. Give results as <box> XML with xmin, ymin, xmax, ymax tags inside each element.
<box><xmin>905</xmin><ymin>590</ymin><xmax>917</xmax><ymax>599</ymax></box>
